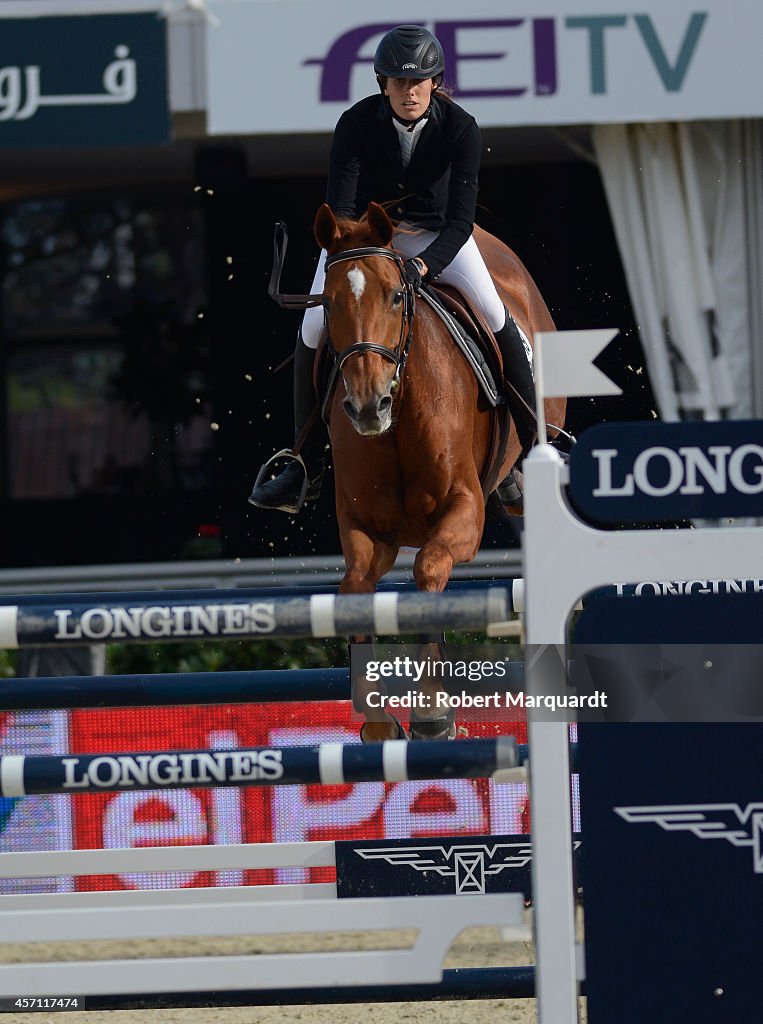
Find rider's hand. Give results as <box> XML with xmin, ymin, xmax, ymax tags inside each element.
<box><xmin>403</xmin><ymin>257</ymin><xmax>428</xmax><ymax>292</ymax></box>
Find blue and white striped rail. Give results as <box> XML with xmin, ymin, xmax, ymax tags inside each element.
<box><xmin>0</xmin><ymin>736</ymin><xmax>521</xmax><ymax>797</ymax></box>
<box><xmin>0</xmin><ymin>588</ymin><xmax>513</xmax><ymax>647</ymax></box>
<box><xmin>3</xmin><ymin>579</ymin><xmax>750</xmax><ymax>649</ymax></box>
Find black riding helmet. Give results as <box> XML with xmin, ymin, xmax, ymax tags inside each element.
<box><xmin>374</xmin><ymin>25</ymin><xmax>445</xmax><ymax>82</ymax></box>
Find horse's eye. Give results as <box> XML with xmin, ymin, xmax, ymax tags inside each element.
<box><xmin>392</xmin><ymin>290</ymin><xmax>404</xmax><ymax>307</ymax></box>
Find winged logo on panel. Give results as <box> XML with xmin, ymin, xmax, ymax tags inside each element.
<box><xmin>354</xmin><ymin>841</ymin><xmax>534</xmax><ymax>894</ymax></box>
<box><xmin>615</xmin><ymin>804</ymin><xmax>763</xmax><ymax>873</ymax></box>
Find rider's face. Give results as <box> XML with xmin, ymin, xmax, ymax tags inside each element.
<box><xmin>384</xmin><ymin>77</ymin><xmax>434</xmax><ymax>121</ymax></box>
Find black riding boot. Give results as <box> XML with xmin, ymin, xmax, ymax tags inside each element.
<box><xmin>494</xmin><ymin>308</ymin><xmax>537</xmax><ymax>504</ymax></box>
<box><xmin>248</xmin><ymin>336</ymin><xmax>327</xmax><ymax>514</ymax></box>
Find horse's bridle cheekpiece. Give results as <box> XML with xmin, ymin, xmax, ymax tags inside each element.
<box><xmin>269</xmin><ymin>221</ymin><xmax>416</xmax><ymax>392</ymax></box>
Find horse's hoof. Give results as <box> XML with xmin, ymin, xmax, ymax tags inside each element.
<box><xmin>408</xmin><ymin>707</ymin><xmax>457</xmax><ymax>741</ymax></box>
<box><xmin>359</xmin><ymin>716</ymin><xmax>408</xmax><ymax>743</ymax></box>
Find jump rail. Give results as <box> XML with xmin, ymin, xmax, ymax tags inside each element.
<box><xmin>0</xmin><ymin>893</ymin><xmax>526</xmax><ymax>997</ymax></box>
<box><xmin>0</xmin><ymin>737</ymin><xmax>523</xmax><ymax>797</ymax></box>
<box><xmin>84</xmin><ymin>967</ymin><xmax>539</xmax><ymax>1009</ymax></box>
<box><xmin>0</xmin><ymin>663</ymin><xmax>527</xmax><ymax>710</ymax></box>
<box><xmin>0</xmin><ymin>579</ymin><xmax>528</xmax><ymax>1007</ymax></box>
<box><xmin>0</xmin><ymin>550</ymin><xmax>523</xmax><ymax>595</ymax></box>
<box><xmin>0</xmin><ymin>837</ymin><xmax>529</xmax><ymax>1000</ymax></box>
<box><xmin>0</xmin><ymin>587</ymin><xmax>515</xmax><ymax>647</ymax></box>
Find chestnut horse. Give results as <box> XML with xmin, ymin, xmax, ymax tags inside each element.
<box><xmin>280</xmin><ymin>201</ymin><xmax>565</xmax><ymax>740</ymax></box>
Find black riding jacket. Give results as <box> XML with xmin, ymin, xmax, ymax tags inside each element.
<box><xmin>326</xmin><ymin>93</ymin><xmax>481</xmax><ymax>281</ymax></box>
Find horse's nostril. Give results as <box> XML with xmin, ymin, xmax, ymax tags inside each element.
<box><xmin>379</xmin><ymin>395</ymin><xmax>392</xmax><ymax>413</ymax></box>
<box><xmin>343</xmin><ymin>399</ymin><xmax>359</xmax><ymax>421</ymax></box>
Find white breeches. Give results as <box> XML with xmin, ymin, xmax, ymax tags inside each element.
<box><xmin>300</xmin><ymin>227</ymin><xmax>506</xmax><ymax>349</ymax></box>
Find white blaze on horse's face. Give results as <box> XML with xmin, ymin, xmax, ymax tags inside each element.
<box><xmin>335</xmin><ymin>260</ymin><xmax>397</xmax><ymax>436</ymax></box>
<box><xmin>347</xmin><ymin>266</ymin><xmax>366</xmax><ymax>302</ymax></box>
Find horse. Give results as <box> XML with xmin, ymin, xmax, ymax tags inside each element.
<box><xmin>275</xmin><ymin>201</ymin><xmax>565</xmax><ymax>740</ymax></box>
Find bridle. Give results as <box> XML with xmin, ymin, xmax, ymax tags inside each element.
<box><xmin>269</xmin><ymin>222</ymin><xmax>417</xmax><ymax>390</ymax></box>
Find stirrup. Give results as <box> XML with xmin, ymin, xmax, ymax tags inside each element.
<box><xmin>495</xmin><ymin>468</ymin><xmax>523</xmax><ymax>507</ymax></box>
<box><xmin>250</xmin><ymin>449</ymin><xmax>309</xmax><ymax>512</ymax></box>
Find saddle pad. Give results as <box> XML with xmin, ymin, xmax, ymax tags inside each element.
<box><xmin>419</xmin><ymin>287</ymin><xmax>502</xmax><ymax>407</ymax></box>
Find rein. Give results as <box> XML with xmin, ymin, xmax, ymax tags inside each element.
<box><xmin>269</xmin><ymin>222</ymin><xmax>417</xmax><ymax>389</ymax></box>
<box><xmin>268</xmin><ymin>222</ymin><xmax>327</xmax><ymax>309</ymax></box>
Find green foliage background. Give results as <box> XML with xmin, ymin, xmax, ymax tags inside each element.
<box><xmin>106</xmin><ymin>637</ymin><xmax>349</xmax><ymax>674</ymax></box>
<box><xmin>0</xmin><ymin>631</ymin><xmax>514</xmax><ymax>678</ymax></box>
<box><xmin>0</xmin><ymin>639</ymin><xmax>349</xmax><ymax>677</ymax></box>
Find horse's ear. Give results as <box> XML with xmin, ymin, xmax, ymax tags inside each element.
<box><xmin>366</xmin><ymin>202</ymin><xmax>394</xmax><ymax>246</ymax></box>
<box><xmin>314</xmin><ymin>204</ymin><xmax>341</xmax><ymax>251</ymax></box>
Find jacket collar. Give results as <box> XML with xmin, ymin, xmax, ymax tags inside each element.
<box><xmin>375</xmin><ymin>93</ymin><xmax>445</xmax><ymax>127</ymax></box>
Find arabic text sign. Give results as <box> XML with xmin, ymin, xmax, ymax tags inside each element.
<box><xmin>568</xmin><ymin>420</ymin><xmax>763</xmax><ymax>524</ymax></box>
<box><xmin>207</xmin><ymin>0</ymin><xmax>763</xmax><ymax>134</ymax></box>
<box><xmin>0</xmin><ymin>14</ymin><xmax>169</xmax><ymax>148</ymax></box>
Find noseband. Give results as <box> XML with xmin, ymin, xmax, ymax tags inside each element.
<box><xmin>268</xmin><ymin>222</ymin><xmax>417</xmax><ymax>389</ymax></box>
<box><xmin>323</xmin><ymin>247</ymin><xmax>416</xmax><ymax>385</ymax></box>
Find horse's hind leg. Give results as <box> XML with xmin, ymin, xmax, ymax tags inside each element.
<box><xmin>338</xmin><ymin>527</ymin><xmax>402</xmax><ymax>742</ymax></box>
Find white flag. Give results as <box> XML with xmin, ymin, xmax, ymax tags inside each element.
<box><xmin>535</xmin><ymin>329</ymin><xmax>622</xmax><ymax>398</ymax></box>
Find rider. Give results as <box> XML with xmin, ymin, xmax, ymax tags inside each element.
<box><xmin>249</xmin><ymin>24</ymin><xmax>537</xmax><ymax>514</ymax></box>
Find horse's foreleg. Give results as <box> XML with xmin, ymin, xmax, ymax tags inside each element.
<box><xmin>407</xmin><ymin>632</ymin><xmax>459</xmax><ymax>740</ymax></box>
<box><xmin>413</xmin><ymin>491</ymin><xmax>483</xmax><ymax>592</ymax></box>
<box><xmin>338</xmin><ymin>525</ymin><xmax>397</xmax><ymax>595</ymax></box>
<box><xmin>410</xmin><ymin>491</ymin><xmax>483</xmax><ymax>739</ymax></box>
<box><xmin>339</xmin><ymin>525</ymin><xmax>401</xmax><ymax>742</ymax></box>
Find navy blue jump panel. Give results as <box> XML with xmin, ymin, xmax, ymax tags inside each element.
<box><xmin>574</xmin><ymin>588</ymin><xmax>763</xmax><ymax>645</ymax></box>
<box><xmin>579</xmin><ymin>723</ymin><xmax>763</xmax><ymax>1023</ymax></box>
<box><xmin>336</xmin><ymin>832</ymin><xmax>581</xmax><ymax>902</ymax></box>
<box><xmin>572</xmin><ymin>590</ymin><xmax>763</xmax><ymax>723</ymax></box>
<box><xmin>576</xmin><ymin>588</ymin><xmax>763</xmax><ymax>1022</ymax></box>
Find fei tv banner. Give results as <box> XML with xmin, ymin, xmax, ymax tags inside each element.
<box><xmin>207</xmin><ymin>0</ymin><xmax>763</xmax><ymax>135</ymax></box>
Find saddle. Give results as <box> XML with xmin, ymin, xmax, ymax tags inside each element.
<box><xmin>422</xmin><ymin>284</ymin><xmax>505</xmax><ymax>405</ymax></box>
<box><xmin>314</xmin><ymin>285</ymin><xmax>512</xmax><ymax>499</ymax></box>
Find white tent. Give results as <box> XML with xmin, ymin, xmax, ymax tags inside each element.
<box><xmin>593</xmin><ymin>120</ymin><xmax>763</xmax><ymax>421</ymax></box>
